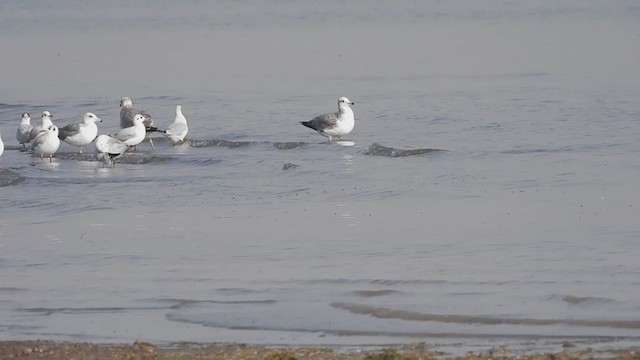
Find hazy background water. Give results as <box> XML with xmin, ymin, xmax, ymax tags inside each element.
<box><xmin>1</xmin><ymin>0</ymin><xmax>640</xmax><ymax>354</ymax></box>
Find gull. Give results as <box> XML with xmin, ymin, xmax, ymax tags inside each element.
<box><xmin>163</xmin><ymin>105</ymin><xmax>188</xmax><ymax>144</ymax></box>
<box><xmin>31</xmin><ymin>125</ymin><xmax>60</xmax><ymax>163</ymax></box>
<box><xmin>16</xmin><ymin>112</ymin><xmax>33</xmax><ymax>148</ymax></box>
<box><xmin>95</xmin><ymin>134</ymin><xmax>132</xmax><ymax>167</ymax></box>
<box><xmin>300</xmin><ymin>97</ymin><xmax>355</xmax><ymax>142</ymax></box>
<box><xmin>29</xmin><ymin>111</ymin><xmax>54</xmax><ymax>142</ymax></box>
<box><xmin>120</xmin><ymin>97</ymin><xmax>160</xmax><ymax>149</ymax></box>
<box><xmin>114</xmin><ymin>114</ymin><xmax>146</xmax><ymax>147</ymax></box>
<box><xmin>58</xmin><ymin>112</ymin><xmax>102</xmax><ymax>153</ymax></box>
<box><xmin>0</xmin><ymin>131</ymin><xmax>4</xmax><ymax>158</ymax></box>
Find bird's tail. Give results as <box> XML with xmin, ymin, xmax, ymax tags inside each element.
<box><xmin>146</xmin><ymin>126</ymin><xmax>166</xmax><ymax>134</ymax></box>
<box><xmin>300</xmin><ymin>121</ymin><xmax>314</xmax><ymax>130</ymax></box>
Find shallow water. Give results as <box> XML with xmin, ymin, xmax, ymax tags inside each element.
<box><xmin>1</xmin><ymin>0</ymin><xmax>640</xmax><ymax>354</ymax></box>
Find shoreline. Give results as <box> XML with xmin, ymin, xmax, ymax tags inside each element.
<box><xmin>1</xmin><ymin>340</ymin><xmax>638</xmax><ymax>359</ymax></box>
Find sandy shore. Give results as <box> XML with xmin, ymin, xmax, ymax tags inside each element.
<box><xmin>1</xmin><ymin>341</ymin><xmax>639</xmax><ymax>360</ymax></box>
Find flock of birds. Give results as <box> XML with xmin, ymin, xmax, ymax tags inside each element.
<box><xmin>0</xmin><ymin>96</ymin><xmax>356</xmax><ymax>167</ymax></box>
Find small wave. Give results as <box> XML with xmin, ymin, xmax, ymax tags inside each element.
<box><xmin>186</xmin><ymin>158</ymin><xmax>224</xmax><ymax>166</ymax></box>
<box><xmin>186</xmin><ymin>139</ymin><xmax>307</xmax><ymax>150</ymax></box>
<box><xmin>273</xmin><ymin>142</ymin><xmax>306</xmax><ymax>150</ymax></box>
<box><xmin>53</xmin><ymin>204</ymin><xmax>115</xmax><ymax>215</ymax></box>
<box><xmin>162</xmin><ymin>298</ymin><xmax>277</xmax><ymax>310</ymax></box>
<box><xmin>0</xmin><ymin>287</ymin><xmax>28</xmax><ymax>292</ymax></box>
<box><xmin>139</xmin><ymin>95</ymin><xmax>184</xmax><ymax>102</ymax></box>
<box><xmin>0</xmin><ymin>102</ymin><xmax>30</xmax><ymax>109</ymax></box>
<box><xmin>16</xmin><ymin>306</ymin><xmax>165</xmax><ymax>315</ymax></box>
<box><xmin>353</xmin><ymin>290</ymin><xmax>400</xmax><ymax>298</ymax></box>
<box><xmin>548</xmin><ymin>294</ymin><xmax>614</xmax><ymax>306</ymax></box>
<box><xmin>282</xmin><ymin>163</ymin><xmax>300</xmax><ymax>170</ymax></box>
<box><xmin>330</xmin><ymin>302</ymin><xmax>640</xmax><ymax>329</ymax></box>
<box><xmin>0</xmin><ymin>169</ymin><xmax>26</xmax><ymax>187</ymax></box>
<box><xmin>363</xmin><ymin>143</ymin><xmax>445</xmax><ymax>157</ymax></box>
<box><xmin>300</xmin><ymin>278</ymin><xmax>448</xmax><ymax>286</ymax></box>
<box><xmin>48</xmin><ymin>152</ymin><xmax>170</xmax><ymax>164</ymax></box>
<box><xmin>500</xmin><ymin>146</ymin><xmax>574</xmax><ymax>155</ymax></box>
<box><xmin>187</xmin><ymin>139</ymin><xmax>254</xmax><ymax>148</ymax></box>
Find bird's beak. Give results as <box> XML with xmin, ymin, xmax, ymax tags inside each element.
<box><xmin>350</xmin><ymin>102</ymin><xmax>355</xmax><ymax>105</ymax></box>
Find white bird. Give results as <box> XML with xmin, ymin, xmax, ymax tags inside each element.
<box><xmin>95</xmin><ymin>134</ymin><xmax>132</xmax><ymax>167</ymax></box>
<box><xmin>113</xmin><ymin>114</ymin><xmax>146</xmax><ymax>147</ymax></box>
<box><xmin>163</xmin><ymin>105</ymin><xmax>188</xmax><ymax>144</ymax></box>
<box><xmin>0</xmin><ymin>131</ymin><xmax>4</xmax><ymax>159</ymax></box>
<box><xmin>300</xmin><ymin>97</ymin><xmax>355</xmax><ymax>142</ymax></box>
<box><xmin>120</xmin><ymin>97</ymin><xmax>159</xmax><ymax>149</ymax></box>
<box><xmin>58</xmin><ymin>112</ymin><xmax>102</xmax><ymax>153</ymax></box>
<box><xmin>31</xmin><ymin>125</ymin><xmax>60</xmax><ymax>163</ymax></box>
<box><xmin>16</xmin><ymin>112</ymin><xmax>33</xmax><ymax>148</ymax></box>
<box><xmin>29</xmin><ymin>111</ymin><xmax>54</xmax><ymax>142</ymax></box>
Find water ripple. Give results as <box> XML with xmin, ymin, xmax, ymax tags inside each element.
<box><xmin>330</xmin><ymin>302</ymin><xmax>640</xmax><ymax>329</ymax></box>
<box><xmin>0</xmin><ymin>169</ymin><xmax>26</xmax><ymax>187</ymax></box>
<box><xmin>363</xmin><ymin>143</ymin><xmax>445</xmax><ymax>157</ymax></box>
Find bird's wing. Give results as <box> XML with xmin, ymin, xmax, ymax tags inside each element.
<box><xmin>114</xmin><ymin>126</ymin><xmax>139</xmax><ymax>142</ymax></box>
<box><xmin>58</xmin><ymin>123</ymin><xmax>81</xmax><ymax>140</ymax></box>
<box><xmin>302</xmin><ymin>112</ymin><xmax>339</xmax><ymax>131</ymax></box>
<box><xmin>107</xmin><ymin>137</ymin><xmax>131</xmax><ymax>154</ymax></box>
<box><xmin>166</xmin><ymin>122</ymin><xmax>187</xmax><ymax>137</ymax></box>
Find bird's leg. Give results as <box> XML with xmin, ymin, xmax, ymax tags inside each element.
<box><xmin>149</xmin><ymin>137</ymin><xmax>155</xmax><ymax>150</ymax></box>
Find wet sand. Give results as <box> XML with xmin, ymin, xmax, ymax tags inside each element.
<box><xmin>1</xmin><ymin>341</ymin><xmax>639</xmax><ymax>360</ymax></box>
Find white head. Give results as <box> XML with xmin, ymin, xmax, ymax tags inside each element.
<box><xmin>338</xmin><ymin>97</ymin><xmax>354</xmax><ymax>107</ymax></box>
<box><xmin>42</xmin><ymin>111</ymin><xmax>53</xmax><ymax>119</ymax></box>
<box><xmin>49</xmin><ymin>125</ymin><xmax>58</xmax><ymax>135</ymax></box>
<box><xmin>120</xmin><ymin>97</ymin><xmax>133</xmax><ymax>107</ymax></box>
<box><xmin>21</xmin><ymin>112</ymin><xmax>31</xmax><ymax>123</ymax></box>
<box><xmin>133</xmin><ymin>114</ymin><xmax>145</xmax><ymax>124</ymax></box>
<box><xmin>176</xmin><ymin>105</ymin><xmax>182</xmax><ymax>112</ymax></box>
<box><xmin>84</xmin><ymin>112</ymin><xmax>102</xmax><ymax>123</ymax></box>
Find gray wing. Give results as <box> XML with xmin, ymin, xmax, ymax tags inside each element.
<box><xmin>28</xmin><ymin>126</ymin><xmax>43</xmax><ymax>142</ymax></box>
<box><xmin>58</xmin><ymin>123</ymin><xmax>81</xmax><ymax>140</ymax></box>
<box><xmin>30</xmin><ymin>131</ymin><xmax>48</xmax><ymax>149</ymax></box>
<box><xmin>302</xmin><ymin>112</ymin><xmax>339</xmax><ymax>132</ymax></box>
<box><xmin>114</xmin><ymin>125</ymin><xmax>141</xmax><ymax>142</ymax></box>
<box><xmin>120</xmin><ymin>106</ymin><xmax>153</xmax><ymax>129</ymax></box>
<box><xmin>17</xmin><ymin>124</ymin><xmax>33</xmax><ymax>143</ymax></box>
<box><xmin>120</xmin><ymin>107</ymin><xmax>136</xmax><ymax>128</ymax></box>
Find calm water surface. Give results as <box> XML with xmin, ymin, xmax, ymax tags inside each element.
<box><xmin>1</xmin><ymin>1</ymin><xmax>640</xmax><ymax>354</ymax></box>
